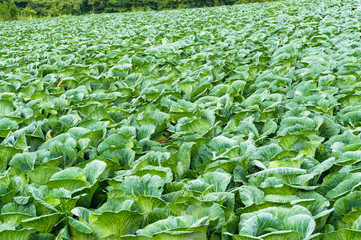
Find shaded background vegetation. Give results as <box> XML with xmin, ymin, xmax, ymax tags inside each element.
<box><xmin>1</xmin><ymin>0</ymin><xmax>277</xmax><ymax>20</ymax></box>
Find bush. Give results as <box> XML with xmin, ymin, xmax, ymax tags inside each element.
<box><xmin>0</xmin><ymin>3</ymin><xmax>8</xmax><ymax>21</ymax></box>
<box><xmin>0</xmin><ymin>0</ymin><xmax>18</xmax><ymax>21</ymax></box>
<box><xmin>21</xmin><ymin>6</ymin><xmax>37</xmax><ymax>18</ymax></box>
<box><xmin>9</xmin><ymin>0</ymin><xmax>18</xmax><ymax>19</ymax></box>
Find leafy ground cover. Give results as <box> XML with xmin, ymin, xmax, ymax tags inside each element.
<box><xmin>1</xmin><ymin>0</ymin><xmax>361</xmax><ymax>239</ymax></box>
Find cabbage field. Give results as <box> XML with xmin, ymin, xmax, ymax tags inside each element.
<box><xmin>1</xmin><ymin>0</ymin><xmax>361</xmax><ymax>239</ymax></box>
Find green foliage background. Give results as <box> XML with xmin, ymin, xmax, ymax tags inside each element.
<box><xmin>0</xmin><ymin>0</ymin><xmax>277</xmax><ymax>20</ymax></box>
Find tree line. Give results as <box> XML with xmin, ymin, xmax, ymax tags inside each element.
<box><xmin>1</xmin><ymin>0</ymin><xmax>277</xmax><ymax>21</ymax></box>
